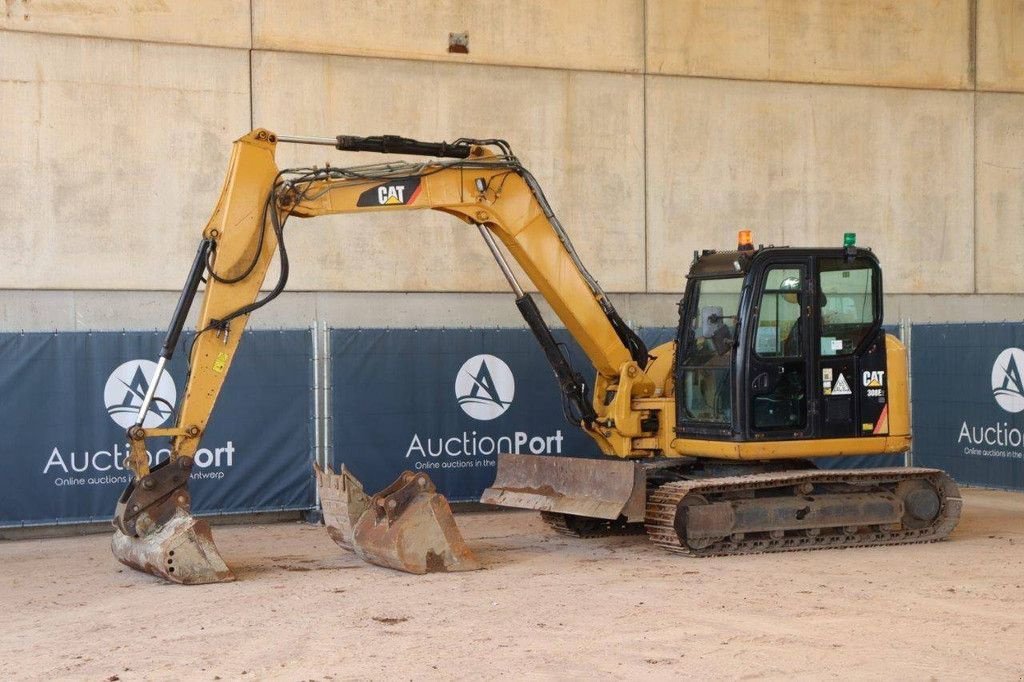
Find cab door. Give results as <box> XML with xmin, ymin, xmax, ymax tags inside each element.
<box><xmin>814</xmin><ymin>256</ymin><xmax>884</xmax><ymax>438</ymax></box>
<box><xmin>746</xmin><ymin>261</ymin><xmax>812</xmax><ymax>439</ymax></box>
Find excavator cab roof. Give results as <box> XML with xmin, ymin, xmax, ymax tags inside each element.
<box><xmin>687</xmin><ymin>245</ymin><xmax>876</xmax><ymax>279</ymax></box>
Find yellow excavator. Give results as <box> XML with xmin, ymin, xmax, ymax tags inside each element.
<box><xmin>112</xmin><ymin>129</ymin><xmax>961</xmax><ymax>584</ymax></box>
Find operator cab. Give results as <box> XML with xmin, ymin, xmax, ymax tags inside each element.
<box><xmin>673</xmin><ymin>232</ymin><xmax>889</xmax><ymax>443</ymax></box>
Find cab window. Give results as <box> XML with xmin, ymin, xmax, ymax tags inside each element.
<box><xmin>750</xmin><ymin>266</ymin><xmax>806</xmax><ymax>430</ymax></box>
<box><xmin>818</xmin><ymin>258</ymin><xmax>877</xmax><ymax>356</ymax></box>
<box><xmin>678</xmin><ymin>277</ymin><xmax>744</xmax><ymax>424</ymax></box>
<box><xmin>754</xmin><ymin>268</ymin><xmax>803</xmax><ymax>359</ymax></box>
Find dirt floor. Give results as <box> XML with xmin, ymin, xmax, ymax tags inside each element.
<box><xmin>1</xmin><ymin>488</ymin><xmax>1023</xmax><ymax>681</ymax></box>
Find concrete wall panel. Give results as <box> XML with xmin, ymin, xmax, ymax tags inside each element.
<box><xmin>253</xmin><ymin>0</ymin><xmax>643</xmax><ymax>73</ymax></box>
<box><xmin>7</xmin><ymin>289</ymin><xmax>1024</xmax><ymax>332</ymax></box>
<box><xmin>646</xmin><ymin>76</ymin><xmax>974</xmax><ymax>295</ymax></box>
<box><xmin>976</xmin><ymin>92</ymin><xmax>1024</xmax><ymax>293</ymax></box>
<box><xmin>978</xmin><ymin>0</ymin><xmax>1024</xmax><ymax>92</ymax></box>
<box><xmin>252</xmin><ymin>51</ymin><xmax>645</xmax><ymax>293</ymax></box>
<box><xmin>0</xmin><ymin>32</ymin><xmax>250</xmax><ymax>290</ymax></box>
<box><xmin>647</xmin><ymin>0</ymin><xmax>972</xmax><ymax>90</ymax></box>
<box><xmin>0</xmin><ymin>0</ymin><xmax>250</xmax><ymax>48</ymax></box>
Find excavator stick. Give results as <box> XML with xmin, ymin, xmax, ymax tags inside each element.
<box><xmin>111</xmin><ymin>458</ymin><xmax>234</xmax><ymax>585</ymax></box>
<box><xmin>315</xmin><ymin>464</ymin><xmax>480</xmax><ymax>574</ymax></box>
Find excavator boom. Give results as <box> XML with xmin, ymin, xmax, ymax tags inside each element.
<box><xmin>112</xmin><ymin>129</ymin><xmax>651</xmax><ymax>583</ymax></box>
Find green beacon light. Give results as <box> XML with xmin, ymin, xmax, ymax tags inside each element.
<box><xmin>843</xmin><ymin>232</ymin><xmax>857</xmax><ymax>247</ymax></box>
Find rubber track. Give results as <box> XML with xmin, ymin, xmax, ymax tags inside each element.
<box><xmin>540</xmin><ymin>512</ymin><xmax>645</xmax><ymax>539</ymax></box>
<box><xmin>644</xmin><ymin>467</ymin><xmax>962</xmax><ymax>557</ymax></box>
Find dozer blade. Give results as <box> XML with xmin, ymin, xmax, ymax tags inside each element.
<box><xmin>480</xmin><ymin>453</ymin><xmax>645</xmax><ymax>521</ymax></box>
<box><xmin>111</xmin><ymin>458</ymin><xmax>235</xmax><ymax>585</ymax></box>
<box><xmin>316</xmin><ymin>464</ymin><xmax>480</xmax><ymax>574</ymax></box>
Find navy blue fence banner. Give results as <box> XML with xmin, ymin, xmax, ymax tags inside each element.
<box><xmin>329</xmin><ymin>326</ymin><xmax>910</xmax><ymax>502</ymax></box>
<box><xmin>911</xmin><ymin>323</ymin><xmax>1024</xmax><ymax>492</ymax></box>
<box><xmin>330</xmin><ymin>328</ymin><xmax>675</xmax><ymax>502</ymax></box>
<box><xmin>0</xmin><ymin>329</ymin><xmax>315</xmax><ymax>527</ymax></box>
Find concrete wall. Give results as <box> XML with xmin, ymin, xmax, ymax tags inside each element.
<box><xmin>646</xmin><ymin>0</ymin><xmax>973</xmax><ymax>89</ymax></box>
<box><xmin>645</xmin><ymin>76</ymin><xmax>974</xmax><ymax>295</ymax></box>
<box><xmin>254</xmin><ymin>51</ymin><xmax>645</xmax><ymax>293</ymax></box>
<box><xmin>1</xmin><ymin>0</ymin><xmax>1023</xmax><ymax>330</ymax></box>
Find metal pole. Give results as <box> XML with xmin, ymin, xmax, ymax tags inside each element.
<box><xmin>322</xmin><ymin>322</ymin><xmax>333</xmax><ymax>473</ymax></box>
<box><xmin>903</xmin><ymin>318</ymin><xmax>913</xmax><ymax>467</ymax></box>
<box><xmin>133</xmin><ymin>356</ymin><xmax>167</xmax><ymax>427</ymax></box>
<box><xmin>311</xmin><ymin>324</ymin><xmax>321</xmax><ymax>505</ymax></box>
<box><xmin>477</xmin><ymin>224</ymin><xmax>525</xmax><ymax>297</ymax></box>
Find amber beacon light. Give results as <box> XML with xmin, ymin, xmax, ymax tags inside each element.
<box><xmin>737</xmin><ymin>229</ymin><xmax>754</xmax><ymax>251</ymax></box>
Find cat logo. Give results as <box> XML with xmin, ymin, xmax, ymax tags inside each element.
<box><xmin>378</xmin><ymin>186</ymin><xmax>405</xmax><ymax>204</ymax></box>
<box><xmin>862</xmin><ymin>370</ymin><xmax>885</xmax><ymax>388</ymax></box>
<box><xmin>356</xmin><ymin>176</ymin><xmax>422</xmax><ymax>207</ymax></box>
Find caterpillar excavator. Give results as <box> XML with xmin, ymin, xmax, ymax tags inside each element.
<box><xmin>112</xmin><ymin>129</ymin><xmax>961</xmax><ymax>584</ymax></box>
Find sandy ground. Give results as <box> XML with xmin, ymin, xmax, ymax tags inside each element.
<box><xmin>1</xmin><ymin>488</ymin><xmax>1023</xmax><ymax>681</ymax></box>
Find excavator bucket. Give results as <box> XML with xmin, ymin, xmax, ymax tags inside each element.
<box><xmin>111</xmin><ymin>458</ymin><xmax>235</xmax><ymax>585</ymax></box>
<box><xmin>111</xmin><ymin>509</ymin><xmax>234</xmax><ymax>585</ymax></box>
<box><xmin>315</xmin><ymin>464</ymin><xmax>480</xmax><ymax>574</ymax></box>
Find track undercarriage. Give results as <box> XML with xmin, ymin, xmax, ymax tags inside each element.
<box><xmin>643</xmin><ymin>465</ymin><xmax>961</xmax><ymax>556</ymax></box>
<box><xmin>491</xmin><ymin>455</ymin><xmax>962</xmax><ymax>556</ymax></box>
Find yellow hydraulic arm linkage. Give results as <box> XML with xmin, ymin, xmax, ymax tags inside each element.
<box><xmin>112</xmin><ymin>129</ymin><xmax>655</xmax><ymax>584</ymax></box>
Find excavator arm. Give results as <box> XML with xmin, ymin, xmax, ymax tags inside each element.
<box><xmin>112</xmin><ymin>129</ymin><xmax>658</xmax><ymax>583</ymax></box>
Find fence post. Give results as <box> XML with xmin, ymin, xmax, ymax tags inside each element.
<box><xmin>901</xmin><ymin>318</ymin><xmax>913</xmax><ymax>468</ymax></box>
<box><xmin>322</xmin><ymin>322</ymin><xmax>333</xmax><ymax>474</ymax></box>
<box><xmin>311</xmin><ymin>324</ymin><xmax>321</xmax><ymax>509</ymax></box>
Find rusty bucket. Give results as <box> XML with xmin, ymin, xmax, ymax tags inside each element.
<box><xmin>111</xmin><ymin>458</ymin><xmax>235</xmax><ymax>585</ymax></box>
<box><xmin>111</xmin><ymin>509</ymin><xmax>235</xmax><ymax>585</ymax></box>
<box><xmin>315</xmin><ymin>464</ymin><xmax>480</xmax><ymax>574</ymax></box>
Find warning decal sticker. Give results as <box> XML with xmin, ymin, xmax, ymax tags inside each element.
<box><xmin>831</xmin><ymin>373</ymin><xmax>852</xmax><ymax>396</ymax></box>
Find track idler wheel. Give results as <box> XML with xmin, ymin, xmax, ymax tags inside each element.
<box><xmin>896</xmin><ymin>479</ymin><xmax>942</xmax><ymax>529</ymax></box>
<box><xmin>673</xmin><ymin>494</ymin><xmax>725</xmax><ymax>550</ymax></box>
<box><xmin>111</xmin><ymin>457</ymin><xmax>234</xmax><ymax>585</ymax></box>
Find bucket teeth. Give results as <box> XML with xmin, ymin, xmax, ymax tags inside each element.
<box><xmin>111</xmin><ymin>509</ymin><xmax>235</xmax><ymax>585</ymax></box>
<box><xmin>317</xmin><ymin>464</ymin><xmax>480</xmax><ymax>574</ymax></box>
<box><xmin>314</xmin><ymin>463</ymin><xmax>371</xmax><ymax>550</ymax></box>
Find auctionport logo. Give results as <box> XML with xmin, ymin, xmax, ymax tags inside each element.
<box><xmin>455</xmin><ymin>354</ymin><xmax>514</xmax><ymax>420</ymax></box>
<box><xmin>992</xmin><ymin>348</ymin><xmax>1024</xmax><ymax>414</ymax></box>
<box><xmin>103</xmin><ymin>360</ymin><xmax>177</xmax><ymax>428</ymax></box>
